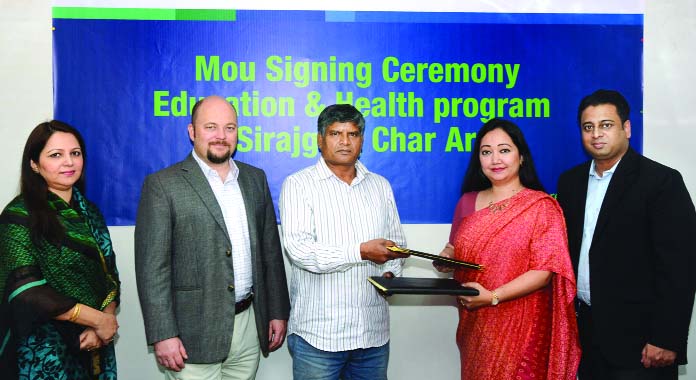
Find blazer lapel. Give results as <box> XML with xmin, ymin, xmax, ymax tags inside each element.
<box><xmin>568</xmin><ymin>162</ymin><xmax>591</xmax><ymax>267</ymax></box>
<box><xmin>180</xmin><ymin>154</ymin><xmax>231</xmax><ymax>242</ymax></box>
<box><xmin>591</xmin><ymin>148</ymin><xmax>639</xmax><ymax>246</ymax></box>
<box><xmin>236</xmin><ymin>163</ymin><xmax>258</xmax><ymax>257</ymax></box>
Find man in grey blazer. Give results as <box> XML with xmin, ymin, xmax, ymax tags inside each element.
<box><xmin>135</xmin><ymin>95</ymin><xmax>290</xmax><ymax>379</ymax></box>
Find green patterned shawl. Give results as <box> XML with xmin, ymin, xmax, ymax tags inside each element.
<box><xmin>0</xmin><ymin>188</ymin><xmax>120</xmax><ymax>362</ymax></box>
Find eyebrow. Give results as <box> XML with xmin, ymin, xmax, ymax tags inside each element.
<box><xmin>202</xmin><ymin>122</ymin><xmax>237</xmax><ymax>126</ymax></box>
<box><xmin>46</xmin><ymin>147</ymin><xmax>81</xmax><ymax>152</ymax></box>
<box><xmin>480</xmin><ymin>143</ymin><xmax>512</xmax><ymax>148</ymax></box>
<box><xmin>583</xmin><ymin>119</ymin><xmax>615</xmax><ymax>125</ymax></box>
<box><xmin>328</xmin><ymin>128</ymin><xmax>359</xmax><ymax>133</ymax></box>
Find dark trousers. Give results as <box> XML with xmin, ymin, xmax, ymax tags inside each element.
<box><xmin>576</xmin><ymin>301</ymin><xmax>678</xmax><ymax>380</ymax></box>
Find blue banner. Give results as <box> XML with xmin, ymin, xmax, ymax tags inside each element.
<box><xmin>53</xmin><ymin>10</ymin><xmax>643</xmax><ymax>225</ymax></box>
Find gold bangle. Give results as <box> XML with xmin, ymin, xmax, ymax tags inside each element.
<box><xmin>68</xmin><ymin>303</ymin><xmax>82</xmax><ymax>322</ymax></box>
<box><xmin>491</xmin><ymin>291</ymin><xmax>500</xmax><ymax>306</ymax></box>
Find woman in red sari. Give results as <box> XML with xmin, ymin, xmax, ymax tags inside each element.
<box><xmin>436</xmin><ymin>118</ymin><xmax>580</xmax><ymax>380</ymax></box>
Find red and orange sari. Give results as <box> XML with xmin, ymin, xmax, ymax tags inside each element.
<box><xmin>452</xmin><ymin>189</ymin><xmax>580</xmax><ymax>380</ymax></box>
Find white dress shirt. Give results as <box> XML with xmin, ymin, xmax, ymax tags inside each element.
<box><xmin>279</xmin><ymin>157</ymin><xmax>406</xmax><ymax>351</ymax></box>
<box><xmin>192</xmin><ymin>151</ymin><xmax>253</xmax><ymax>302</ymax></box>
<box><xmin>577</xmin><ymin>159</ymin><xmax>620</xmax><ymax>305</ymax></box>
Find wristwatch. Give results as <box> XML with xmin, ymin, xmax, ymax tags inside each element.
<box><xmin>491</xmin><ymin>291</ymin><xmax>500</xmax><ymax>306</ymax></box>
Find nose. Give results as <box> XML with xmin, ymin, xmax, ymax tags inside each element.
<box><xmin>338</xmin><ymin>133</ymin><xmax>350</xmax><ymax>145</ymax></box>
<box><xmin>591</xmin><ymin>126</ymin><xmax>603</xmax><ymax>139</ymax></box>
<box><xmin>64</xmin><ymin>154</ymin><xmax>74</xmax><ymax>166</ymax></box>
<box><xmin>215</xmin><ymin>126</ymin><xmax>227</xmax><ymax>139</ymax></box>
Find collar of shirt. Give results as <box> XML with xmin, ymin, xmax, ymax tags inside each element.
<box><xmin>190</xmin><ymin>150</ymin><xmax>239</xmax><ymax>183</ymax></box>
<box><xmin>315</xmin><ymin>156</ymin><xmax>369</xmax><ymax>185</ymax></box>
<box><xmin>588</xmin><ymin>158</ymin><xmax>621</xmax><ymax>180</ymax></box>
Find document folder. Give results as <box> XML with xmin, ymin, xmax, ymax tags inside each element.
<box><xmin>368</xmin><ymin>276</ymin><xmax>479</xmax><ymax>296</ymax></box>
<box><xmin>387</xmin><ymin>246</ymin><xmax>484</xmax><ymax>271</ymax></box>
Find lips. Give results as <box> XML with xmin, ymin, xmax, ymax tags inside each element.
<box><xmin>490</xmin><ymin>167</ymin><xmax>505</xmax><ymax>173</ymax></box>
<box><xmin>61</xmin><ymin>170</ymin><xmax>76</xmax><ymax>176</ymax></box>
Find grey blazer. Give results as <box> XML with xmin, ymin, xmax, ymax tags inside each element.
<box><xmin>135</xmin><ymin>154</ymin><xmax>290</xmax><ymax>363</ymax></box>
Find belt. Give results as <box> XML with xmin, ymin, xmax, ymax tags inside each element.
<box><xmin>235</xmin><ymin>294</ymin><xmax>253</xmax><ymax>314</ymax></box>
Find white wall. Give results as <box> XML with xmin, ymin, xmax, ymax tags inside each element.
<box><xmin>1</xmin><ymin>1</ymin><xmax>695</xmax><ymax>379</ymax></box>
<box><xmin>644</xmin><ymin>3</ymin><xmax>696</xmax><ymax>375</ymax></box>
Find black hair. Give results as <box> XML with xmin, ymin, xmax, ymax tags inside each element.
<box><xmin>461</xmin><ymin>118</ymin><xmax>545</xmax><ymax>194</ymax></box>
<box><xmin>577</xmin><ymin>89</ymin><xmax>630</xmax><ymax>125</ymax></box>
<box><xmin>21</xmin><ymin>120</ymin><xmax>86</xmax><ymax>245</ymax></box>
<box><xmin>317</xmin><ymin>104</ymin><xmax>365</xmax><ymax>136</ymax></box>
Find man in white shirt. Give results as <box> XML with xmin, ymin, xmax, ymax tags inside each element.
<box><xmin>279</xmin><ymin>104</ymin><xmax>408</xmax><ymax>380</ymax></box>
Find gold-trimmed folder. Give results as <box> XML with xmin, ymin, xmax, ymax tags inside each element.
<box><xmin>368</xmin><ymin>276</ymin><xmax>479</xmax><ymax>296</ymax></box>
<box><xmin>387</xmin><ymin>246</ymin><xmax>484</xmax><ymax>271</ymax></box>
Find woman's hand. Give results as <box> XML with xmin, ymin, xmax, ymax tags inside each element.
<box><xmin>457</xmin><ymin>282</ymin><xmax>494</xmax><ymax>310</ymax></box>
<box><xmin>94</xmin><ymin>312</ymin><xmax>119</xmax><ymax>343</ymax></box>
<box><xmin>434</xmin><ymin>243</ymin><xmax>456</xmax><ymax>273</ymax></box>
<box><xmin>79</xmin><ymin>327</ymin><xmax>104</xmax><ymax>351</ymax></box>
<box><xmin>457</xmin><ymin>271</ymin><xmax>552</xmax><ymax>310</ymax></box>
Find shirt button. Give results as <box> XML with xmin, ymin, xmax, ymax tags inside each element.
<box><xmin>228</xmin><ymin>284</ymin><xmax>235</xmax><ymax>291</ymax></box>
<box><xmin>226</xmin><ymin>249</ymin><xmax>232</xmax><ymax>257</ymax></box>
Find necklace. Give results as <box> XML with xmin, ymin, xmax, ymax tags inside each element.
<box><xmin>487</xmin><ymin>187</ymin><xmax>523</xmax><ymax>214</ymax></box>
<box><xmin>488</xmin><ymin>200</ymin><xmax>508</xmax><ymax>214</ymax></box>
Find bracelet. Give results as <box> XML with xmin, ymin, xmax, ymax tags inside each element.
<box><xmin>491</xmin><ymin>291</ymin><xmax>500</xmax><ymax>306</ymax></box>
<box><xmin>68</xmin><ymin>303</ymin><xmax>82</xmax><ymax>322</ymax></box>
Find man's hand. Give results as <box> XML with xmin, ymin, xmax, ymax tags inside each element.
<box><xmin>79</xmin><ymin>328</ymin><xmax>103</xmax><ymax>352</ymax></box>
<box><xmin>360</xmin><ymin>239</ymin><xmax>409</xmax><ymax>264</ymax></box>
<box><xmin>154</xmin><ymin>337</ymin><xmax>188</xmax><ymax>372</ymax></box>
<box><xmin>268</xmin><ymin>319</ymin><xmax>287</xmax><ymax>352</ymax></box>
<box><xmin>641</xmin><ymin>343</ymin><xmax>676</xmax><ymax>368</ymax></box>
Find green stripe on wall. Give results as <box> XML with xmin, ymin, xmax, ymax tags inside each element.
<box><xmin>175</xmin><ymin>9</ymin><xmax>235</xmax><ymax>21</ymax></box>
<box><xmin>52</xmin><ymin>7</ymin><xmax>236</xmax><ymax>21</ymax></box>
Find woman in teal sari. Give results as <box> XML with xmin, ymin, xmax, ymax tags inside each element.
<box><xmin>0</xmin><ymin>120</ymin><xmax>120</xmax><ymax>379</ymax></box>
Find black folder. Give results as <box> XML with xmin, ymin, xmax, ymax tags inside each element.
<box><xmin>368</xmin><ymin>276</ymin><xmax>479</xmax><ymax>296</ymax></box>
